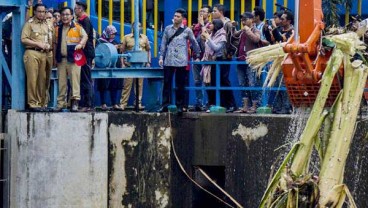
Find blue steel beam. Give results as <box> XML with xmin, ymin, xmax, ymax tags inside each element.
<box><xmin>11</xmin><ymin>5</ymin><xmax>26</xmax><ymax>110</ymax></box>
<box><xmin>92</xmin><ymin>67</ymin><xmax>163</xmax><ymax>78</ymax></box>
<box><xmin>50</xmin><ymin>67</ymin><xmax>163</xmax><ymax>110</ymax></box>
<box><xmin>1</xmin><ymin>1</ymin><xmax>26</xmax><ymax>110</ymax></box>
<box><xmin>0</xmin><ymin>15</ymin><xmax>2</xmax><ymax>113</ymax></box>
<box><xmin>164</xmin><ymin>0</ymin><xmax>182</xmax><ymax>27</ymax></box>
<box><xmin>50</xmin><ymin>68</ymin><xmax>164</xmax><ymax>79</ymax></box>
<box><xmin>134</xmin><ymin>0</ymin><xmax>140</xmax><ymax>51</ymax></box>
<box><xmin>0</xmin><ymin>51</ymin><xmax>12</xmax><ymax>86</ymax></box>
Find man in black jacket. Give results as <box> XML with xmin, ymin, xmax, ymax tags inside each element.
<box><xmin>74</xmin><ymin>1</ymin><xmax>95</xmax><ymax>111</ymax></box>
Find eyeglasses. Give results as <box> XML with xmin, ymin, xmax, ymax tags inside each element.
<box><xmin>61</xmin><ymin>13</ymin><xmax>71</xmax><ymax>17</ymax></box>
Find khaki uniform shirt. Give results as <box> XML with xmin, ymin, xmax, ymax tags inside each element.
<box><xmin>122</xmin><ymin>33</ymin><xmax>150</xmax><ymax>51</ymax></box>
<box><xmin>122</xmin><ymin>33</ymin><xmax>151</xmax><ymax>66</ymax></box>
<box><xmin>21</xmin><ymin>17</ymin><xmax>53</xmax><ymax>51</ymax></box>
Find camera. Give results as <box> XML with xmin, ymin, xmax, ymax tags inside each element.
<box><xmin>266</xmin><ymin>19</ymin><xmax>273</xmax><ymax>25</ymax></box>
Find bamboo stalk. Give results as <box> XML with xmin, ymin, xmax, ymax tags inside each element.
<box><xmin>247</xmin><ymin>42</ymin><xmax>285</xmax><ymax>56</ymax></box>
<box><xmin>318</xmin><ymin>62</ymin><xmax>368</xmax><ymax>207</ymax></box>
<box><xmin>267</xmin><ymin>58</ymin><xmax>284</xmax><ymax>87</ymax></box>
<box><xmin>259</xmin><ymin>144</ymin><xmax>300</xmax><ymax>207</ymax></box>
<box><xmin>290</xmin><ymin>49</ymin><xmax>344</xmax><ymax>177</ymax></box>
<box><xmin>321</xmin><ymin>91</ymin><xmax>342</xmax><ymax>157</ymax></box>
<box><xmin>259</xmin><ymin>31</ymin><xmax>367</xmax><ymax>208</ymax></box>
<box><xmin>263</xmin><ymin>56</ymin><xmax>282</xmax><ymax>87</ymax></box>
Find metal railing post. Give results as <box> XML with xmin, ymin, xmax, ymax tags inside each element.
<box><xmin>260</xmin><ymin>64</ymin><xmax>269</xmax><ymax>106</ymax></box>
<box><xmin>215</xmin><ymin>63</ymin><xmax>220</xmax><ymax>106</ymax></box>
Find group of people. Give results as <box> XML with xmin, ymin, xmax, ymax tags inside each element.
<box><xmin>158</xmin><ymin>4</ymin><xmax>294</xmax><ymax>114</ymax></box>
<box><xmin>21</xmin><ymin>2</ymin><xmax>150</xmax><ymax>112</ymax></box>
<box><xmin>19</xmin><ymin>1</ymin><xmax>294</xmax><ymax>114</ymax></box>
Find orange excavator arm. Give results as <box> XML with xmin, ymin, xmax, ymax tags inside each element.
<box><xmin>283</xmin><ymin>0</ymin><xmax>324</xmax><ymax>81</ymax></box>
<box><xmin>281</xmin><ymin>0</ymin><xmax>342</xmax><ymax>107</ymax></box>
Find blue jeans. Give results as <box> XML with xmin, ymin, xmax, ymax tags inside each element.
<box><xmin>270</xmin><ymin>73</ymin><xmax>291</xmax><ymax>111</ymax></box>
<box><xmin>237</xmin><ymin>64</ymin><xmax>260</xmax><ymax>103</ymax></box>
<box><xmin>192</xmin><ymin>63</ymin><xmax>203</xmax><ymax>106</ymax></box>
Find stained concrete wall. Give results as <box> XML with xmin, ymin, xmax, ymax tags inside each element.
<box><xmin>169</xmin><ymin>113</ymin><xmax>368</xmax><ymax>207</ymax></box>
<box><xmin>107</xmin><ymin>113</ymin><xmax>171</xmax><ymax>208</ymax></box>
<box><xmin>8</xmin><ymin>111</ymin><xmax>108</xmax><ymax>208</ymax></box>
<box><xmin>7</xmin><ymin>111</ymin><xmax>368</xmax><ymax>207</ymax></box>
<box><xmin>7</xmin><ymin>111</ymin><xmax>173</xmax><ymax>208</ymax></box>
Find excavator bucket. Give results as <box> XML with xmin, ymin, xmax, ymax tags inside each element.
<box><xmin>283</xmin><ymin>57</ymin><xmax>343</xmax><ymax>107</ymax></box>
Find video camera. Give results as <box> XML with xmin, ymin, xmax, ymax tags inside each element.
<box><xmin>266</xmin><ymin>19</ymin><xmax>273</xmax><ymax>25</ymax></box>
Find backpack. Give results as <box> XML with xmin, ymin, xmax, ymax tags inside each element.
<box><xmin>224</xmin><ymin>21</ymin><xmax>239</xmax><ymax>58</ymax></box>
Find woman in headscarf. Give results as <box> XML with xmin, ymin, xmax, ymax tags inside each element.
<box><xmin>96</xmin><ymin>25</ymin><xmax>124</xmax><ymax>110</ymax></box>
<box><xmin>200</xmin><ymin>19</ymin><xmax>227</xmax><ymax>112</ymax></box>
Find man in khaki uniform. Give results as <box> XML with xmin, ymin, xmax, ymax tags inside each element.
<box><xmin>118</xmin><ymin>23</ymin><xmax>151</xmax><ymax>110</ymax></box>
<box><xmin>21</xmin><ymin>3</ymin><xmax>54</xmax><ymax>111</ymax></box>
<box><xmin>54</xmin><ymin>7</ymin><xmax>88</xmax><ymax>112</ymax></box>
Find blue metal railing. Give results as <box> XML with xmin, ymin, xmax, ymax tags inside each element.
<box><xmin>48</xmin><ymin>60</ymin><xmax>288</xmax><ymax>110</ymax></box>
<box><xmin>186</xmin><ymin>60</ymin><xmax>287</xmax><ymax>107</ymax></box>
<box><xmin>9</xmin><ymin>59</ymin><xmax>368</xmax><ymax>111</ymax></box>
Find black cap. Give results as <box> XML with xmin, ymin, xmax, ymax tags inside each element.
<box><xmin>240</xmin><ymin>12</ymin><xmax>254</xmax><ymax>19</ymax></box>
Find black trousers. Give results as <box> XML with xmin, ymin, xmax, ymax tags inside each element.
<box><xmin>162</xmin><ymin>66</ymin><xmax>188</xmax><ymax>109</ymax></box>
<box><xmin>79</xmin><ymin>57</ymin><xmax>94</xmax><ymax>107</ymax></box>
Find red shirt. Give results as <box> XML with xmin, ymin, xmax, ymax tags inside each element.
<box><xmin>237</xmin><ymin>27</ymin><xmax>261</xmax><ymax>61</ymax></box>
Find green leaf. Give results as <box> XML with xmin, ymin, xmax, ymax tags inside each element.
<box><xmin>322</xmin><ymin>38</ymin><xmax>336</xmax><ymax>48</ymax></box>
<box><xmin>259</xmin><ymin>143</ymin><xmax>300</xmax><ymax>208</ymax></box>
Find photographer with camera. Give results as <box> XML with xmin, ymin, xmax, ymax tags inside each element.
<box><xmin>263</xmin><ymin>11</ymin><xmax>283</xmax><ymax>44</ymax></box>
<box><xmin>273</xmin><ymin>10</ymin><xmax>294</xmax><ymax>43</ymax></box>
<box><xmin>264</xmin><ymin>10</ymin><xmax>294</xmax><ymax>114</ymax></box>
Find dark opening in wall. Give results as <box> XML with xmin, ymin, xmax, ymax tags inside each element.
<box><xmin>192</xmin><ymin>165</ymin><xmax>232</xmax><ymax>208</ymax></box>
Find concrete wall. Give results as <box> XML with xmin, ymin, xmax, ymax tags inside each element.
<box><xmin>169</xmin><ymin>113</ymin><xmax>368</xmax><ymax>207</ymax></box>
<box><xmin>7</xmin><ymin>111</ymin><xmax>368</xmax><ymax>207</ymax></box>
<box><xmin>8</xmin><ymin>111</ymin><xmax>108</xmax><ymax>208</ymax></box>
<box><xmin>107</xmin><ymin>113</ymin><xmax>171</xmax><ymax>208</ymax></box>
